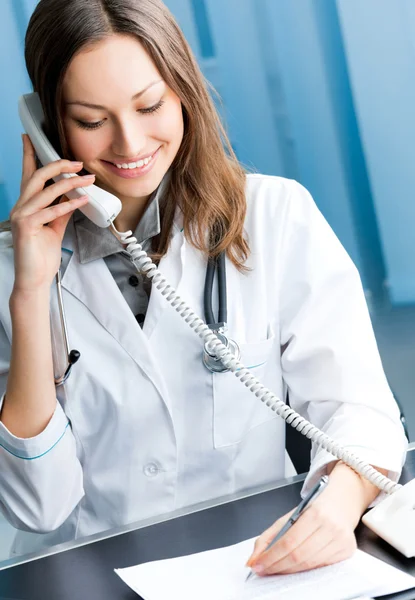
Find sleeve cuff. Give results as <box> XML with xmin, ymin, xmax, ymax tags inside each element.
<box><xmin>0</xmin><ymin>393</ymin><xmax>69</xmax><ymax>460</ymax></box>
<box><xmin>301</xmin><ymin>443</ymin><xmax>407</xmax><ymax>508</ymax></box>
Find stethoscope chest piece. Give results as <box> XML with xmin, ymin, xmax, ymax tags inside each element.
<box><xmin>203</xmin><ymin>331</ymin><xmax>241</xmax><ymax>373</ymax></box>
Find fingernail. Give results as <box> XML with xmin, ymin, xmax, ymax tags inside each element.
<box><xmin>81</xmin><ymin>174</ymin><xmax>95</xmax><ymax>179</ymax></box>
<box><xmin>71</xmin><ymin>161</ymin><xmax>83</xmax><ymax>166</ymax></box>
<box><xmin>253</xmin><ymin>564</ymin><xmax>265</xmax><ymax>575</ymax></box>
<box><xmin>76</xmin><ymin>194</ymin><xmax>89</xmax><ymax>201</ymax></box>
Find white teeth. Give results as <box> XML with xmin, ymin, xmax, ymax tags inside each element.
<box><xmin>114</xmin><ymin>155</ymin><xmax>152</xmax><ymax>169</ymax></box>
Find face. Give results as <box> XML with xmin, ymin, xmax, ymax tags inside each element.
<box><xmin>62</xmin><ymin>34</ymin><xmax>184</xmax><ymax>208</ymax></box>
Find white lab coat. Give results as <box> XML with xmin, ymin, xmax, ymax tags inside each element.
<box><xmin>0</xmin><ymin>175</ymin><xmax>407</xmax><ymax>557</ymax></box>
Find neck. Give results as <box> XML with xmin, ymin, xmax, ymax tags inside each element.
<box><xmin>113</xmin><ymin>193</ymin><xmax>151</xmax><ymax>233</ymax></box>
<box><xmin>94</xmin><ymin>176</ymin><xmax>152</xmax><ymax>232</ymax></box>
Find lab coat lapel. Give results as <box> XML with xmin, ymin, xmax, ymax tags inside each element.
<box><xmin>142</xmin><ymin>219</ymin><xmax>185</xmax><ymax>338</ymax></box>
<box><xmin>144</xmin><ymin>231</ymin><xmax>211</xmax><ymax>356</ymax></box>
<box><xmin>144</xmin><ymin>222</ymin><xmax>244</xmax><ymax>345</ymax></box>
<box><xmin>61</xmin><ymin>250</ymin><xmax>157</xmax><ymax>371</ymax></box>
<box><xmin>59</xmin><ymin>228</ymin><xmax>176</xmax><ymax>417</ymax></box>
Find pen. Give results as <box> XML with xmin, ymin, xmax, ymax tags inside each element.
<box><xmin>245</xmin><ymin>474</ymin><xmax>329</xmax><ymax>582</ymax></box>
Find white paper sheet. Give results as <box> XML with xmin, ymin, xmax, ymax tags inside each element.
<box><xmin>115</xmin><ymin>537</ymin><xmax>415</xmax><ymax>600</ymax></box>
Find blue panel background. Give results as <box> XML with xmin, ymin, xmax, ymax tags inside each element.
<box><xmin>337</xmin><ymin>0</ymin><xmax>415</xmax><ymax>304</ymax></box>
<box><xmin>0</xmin><ymin>0</ymin><xmax>37</xmax><ymax>220</ymax></box>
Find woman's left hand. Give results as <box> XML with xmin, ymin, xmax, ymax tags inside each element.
<box><xmin>246</xmin><ymin>462</ymin><xmax>386</xmax><ymax>575</ymax></box>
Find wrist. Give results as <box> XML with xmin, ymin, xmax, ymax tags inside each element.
<box><xmin>10</xmin><ymin>286</ymin><xmax>51</xmax><ymax>313</ymax></box>
<box><xmin>328</xmin><ymin>462</ymin><xmax>386</xmax><ymax>516</ymax></box>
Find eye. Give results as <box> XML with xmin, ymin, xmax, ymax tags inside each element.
<box><xmin>73</xmin><ymin>100</ymin><xmax>164</xmax><ymax>129</ymax></box>
<box><xmin>138</xmin><ymin>100</ymin><xmax>165</xmax><ymax>115</ymax></box>
<box><xmin>75</xmin><ymin>120</ymin><xmax>105</xmax><ymax>130</ymax></box>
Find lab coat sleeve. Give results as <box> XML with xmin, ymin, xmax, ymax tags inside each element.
<box><xmin>0</xmin><ymin>318</ymin><xmax>85</xmax><ymax>533</ymax></box>
<box><xmin>278</xmin><ymin>180</ymin><xmax>408</xmax><ymax>503</ymax></box>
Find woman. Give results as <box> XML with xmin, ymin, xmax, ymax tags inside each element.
<box><xmin>0</xmin><ymin>0</ymin><xmax>407</xmax><ymax>575</ymax></box>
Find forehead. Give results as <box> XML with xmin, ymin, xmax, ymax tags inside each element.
<box><xmin>62</xmin><ymin>34</ymin><xmax>161</xmax><ymax>103</ymax></box>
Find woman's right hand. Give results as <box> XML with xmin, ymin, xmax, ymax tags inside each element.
<box><xmin>10</xmin><ymin>134</ymin><xmax>95</xmax><ymax>294</ymax></box>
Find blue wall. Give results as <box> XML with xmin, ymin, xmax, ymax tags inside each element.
<box><xmin>2</xmin><ymin>0</ymin><xmax>414</xmax><ymax>304</ymax></box>
<box><xmin>337</xmin><ymin>0</ymin><xmax>415</xmax><ymax>304</ymax></box>
<box><xmin>0</xmin><ymin>0</ymin><xmax>36</xmax><ymax>220</ymax></box>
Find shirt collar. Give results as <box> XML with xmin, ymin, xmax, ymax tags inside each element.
<box><xmin>74</xmin><ymin>178</ymin><xmax>165</xmax><ymax>264</ymax></box>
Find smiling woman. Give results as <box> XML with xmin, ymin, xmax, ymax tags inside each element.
<box><xmin>24</xmin><ymin>0</ymin><xmax>248</xmax><ymax>266</ymax></box>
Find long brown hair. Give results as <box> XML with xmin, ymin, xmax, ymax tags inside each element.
<box><xmin>23</xmin><ymin>0</ymin><xmax>249</xmax><ymax>269</ymax></box>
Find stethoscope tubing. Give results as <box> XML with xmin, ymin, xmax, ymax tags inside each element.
<box><xmin>202</xmin><ymin>251</ymin><xmax>240</xmax><ymax>373</ymax></box>
<box><xmin>204</xmin><ymin>252</ymin><xmax>227</xmax><ymax>328</ymax></box>
<box><xmin>54</xmin><ymin>268</ymin><xmax>80</xmax><ymax>386</ymax></box>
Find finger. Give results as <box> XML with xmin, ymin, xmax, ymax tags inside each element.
<box><xmin>317</xmin><ymin>544</ymin><xmax>357</xmax><ymax>568</ymax></box>
<box><xmin>19</xmin><ymin>159</ymin><xmax>84</xmax><ymax>204</ymax></box>
<box><xmin>18</xmin><ymin>174</ymin><xmax>95</xmax><ymax>217</ymax></box>
<box><xmin>276</xmin><ymin>532</ymin><xmax>357</xmax><ymax>575</ymax></box>
<box><xmin>248</xmin><ymin>506</ymin><xmax>320</xmax><ymax>568</ymax></box>
<box><xmin>20</xmin><ymin>134</ymin><xmax>37</xmax><ymax>192</ymax></box>
<box><xmin>246</xmin><ymin>509</ymin><xmax>296</xmax><ymax>566</ymax></box>
<box><xmin>29</xmin><ymin>195</ymin><xmax>89</xmax><ymax>229</ymax></box>
<box><xmin>262</xmin><ymin>526</ymin><xmax>333</xmax><ymax>575</ymax></box>
<box><xmin>49</xmin><ymin>195</ymin><xmax>89</xmax><ymax>238</ymax></box>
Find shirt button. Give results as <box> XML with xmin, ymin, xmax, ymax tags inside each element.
<box><xmin>129</xmin><ymin>275</ymin><xmax>139</xmax><ymax>287</ymax></box>
<box><xmin>143</xmin><ymin>463</ymin><xmax>160</xmax><ymax>477</ymax></box>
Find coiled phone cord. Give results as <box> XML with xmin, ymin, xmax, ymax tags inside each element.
<box><xmin>111</xmin><ymin>224</ymin><xmax>401</xmax><ymax>496</ymax></box>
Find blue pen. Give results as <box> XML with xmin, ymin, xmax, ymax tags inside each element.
<box><xmin>245</xmin><ymin>475</ymin><xmax>329</xmax><ymax>582</ymax></box>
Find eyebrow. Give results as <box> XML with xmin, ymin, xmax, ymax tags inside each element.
<box><xmin>65</xmin><ymin>80</ymin><xmax>163</xmax><ymax>109</ymax></box>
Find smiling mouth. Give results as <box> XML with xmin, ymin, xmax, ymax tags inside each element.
<box><xmin>104</xmin><ymin>147</ymin><xmax>160</xmax><ymax>171</ymax></box>
<box><xmin>100</xmin><ymin>147</ymin><xmax>160</xmax><ymax>178</ymax></box>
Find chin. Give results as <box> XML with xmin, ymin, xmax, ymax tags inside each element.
<box><xmin>112</xmin><ymin>177</ymin><xmax>161</xmax><ymax>199</ymax></box>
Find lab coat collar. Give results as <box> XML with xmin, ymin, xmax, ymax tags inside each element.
<box><xmin>73</xmin><ymin>185</ymin><xmax>161</xmax><ymax>264</ymax></box>
<box><xmin>73</xmin><ymin>172</ymin><xmax>173</xmax><ymax>264</ymax></box>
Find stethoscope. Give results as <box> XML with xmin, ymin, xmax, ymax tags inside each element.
<box><xmin>54</xmin><ymin>251</ymin><xmax>240</xmax><ymax>385</ymax></box>
<box><xmin>54</xmin><ymin>268</ymin><xmax>80</xmax><ymax>386</ymax></box>
<box><xmin>202</xmin><ymin>252</ymin><xmax>241</xmax><ymax>373</ymax></box>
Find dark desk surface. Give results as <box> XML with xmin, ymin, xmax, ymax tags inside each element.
<box><xmin>1</xmin><ymin>447</ymin><xmax>415</xmax><ymax>600</ymax></box>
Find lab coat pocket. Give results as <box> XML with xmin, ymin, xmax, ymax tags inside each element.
<box><xmin>213</xmin><ymin>332</ymin><xmax>278</xmax><ymax>449</ymax></box>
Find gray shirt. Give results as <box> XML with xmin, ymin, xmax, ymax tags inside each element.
<box><xmin>73</xmin><ymin>186</ymin><xmax>162</xmax><ymax>328</ymax></box>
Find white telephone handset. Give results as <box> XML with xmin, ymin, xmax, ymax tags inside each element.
<box><xmin>18</xmin><ymin>93</ymin><xmax>121</xmax><ymax>228</ymax></box>
<box><xmin>18</xmin><ymin>92</ymin><xmax>415</xmax><ymax>558</ymax></box>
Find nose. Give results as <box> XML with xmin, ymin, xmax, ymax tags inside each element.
<box><xmin>111</xmin><ymin>115</ymin><xmax>147</xmax><ymax>159</ymax></box>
